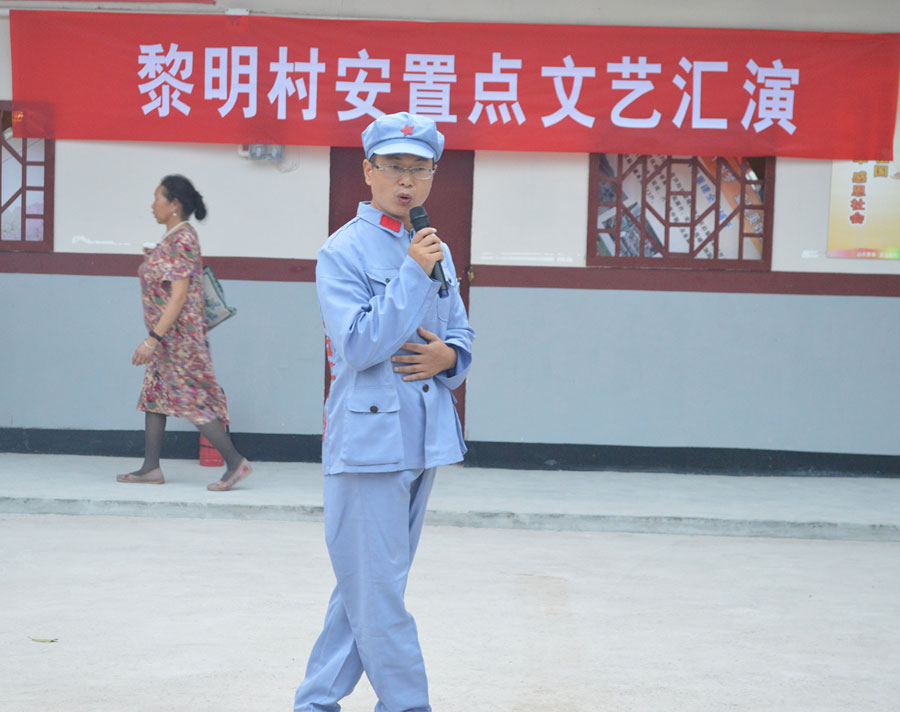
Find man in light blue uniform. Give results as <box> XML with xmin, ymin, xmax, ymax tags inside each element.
<box><xmin>294</xmin><ymin>112</ymin><xmax>474</xmax><ymax>712</ymax></box>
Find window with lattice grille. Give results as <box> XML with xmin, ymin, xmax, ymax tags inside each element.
<box><xmin>1</xmin><ymin>104</ymin><xmax>54</xmax><ymax>253</ymax></box>
<box><xmin>587</xmin><ymin>154</ymin><xmax>774</xmax><ymax>270</ymax></box>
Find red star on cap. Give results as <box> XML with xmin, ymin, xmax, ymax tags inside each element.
<box><xmin>401</xmin><ymin>123</ymin><xmax>414</xmax><ymax>136</ymax></box>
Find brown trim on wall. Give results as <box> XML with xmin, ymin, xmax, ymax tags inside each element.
<box><xmin>3</xmin><ymin>251</ymin><xmax>899</xmax><ymax>297</ymax></box>
<box><xmin>205</xmin><ymin>257</ymin><xmax>316</xmax><ymax>282</ymax></box>
<box><xmin>0</xmin><ymin>252</ymin><xmax>316</xmax><ymax>282</ymax></box>
<box><xmin>468</xmin><ymin>265</ymin><xmax>900</xmax><ymax>297</ymax></box>
<box><xmin>0</xmin><ymin>252</ymin><xmax>142</xmax><ymax>276</ymax></box>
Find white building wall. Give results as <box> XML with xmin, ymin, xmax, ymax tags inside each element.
<box><xmin>2</xmin><ymin>12</ymin><xmax>899</xmax><ymax>273</ymax></box>
<box><xmin>471</xmin><ymin>152</ymin><xmax>588</xmax><ymax>267</ymax></box>
<box><xmin>53</xmin><ymin>141</ymin><xmax>329</xmax><ymax>259</ymax></box>
<box><xmin>2</xmin><ymin>6</ymin><xmax>899</xmax><ymax>459</ymax></box>
<box><xmin>469</xmin><ymin>153</ymin><xmax>900</xmax><ymax>275</ymax></box>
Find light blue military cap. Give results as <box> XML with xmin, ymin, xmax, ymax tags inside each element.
<box><xmin>361</xmin><ymin>111</ymin><xmax>445</xmax><ymax>162</ymax></box>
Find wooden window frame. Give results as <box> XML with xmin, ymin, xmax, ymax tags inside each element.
<box><xmin>0</xmin><ymin>101</ymin><xmax>55</xmax><ymax>253</ymax></box>
<box><xmin>587</xmin><ymin>153</ymin><xmax>775</xmax><ymax>271</ymax></box>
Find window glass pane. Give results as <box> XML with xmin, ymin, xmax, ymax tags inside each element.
<box><xmin>743</xmin><ymin>159</ymin><xmax>763</xmax><ymax>182</ymax></box>
<box><xmin>1</xmin><ymin>194</ymin><xmax>21</xmax><ymax>240</ymax></box>
<box><xmin>743</xmin><ymin>238</ymin><xmax>764</xmax><ymax>260</ymax></box>
<box><xmin>597</xmin><ymin>179</ymin><xmax>616</xmax><ymax>205</ymax></box>
<box><xmin>3</xmin><ymin>134</ymin><xmax>23</xmax><ymax>157</ymax></box>
<box><xmin>25</xmin><ymin>189</ymin><xmax>44</xmax><ymax>215</ymax></box>
<box><xmin>26</xmin><ymin>165</ymin><xmax>44</xmax><ymax>187</ymax></box>
<box><xmin>668</xmin><ymin>194</ymin><xmax>691</xmax><ymax>224</ymax></box>
<box><xmin>25</xmin><ymin>138</ymin><xmax>44</xmax><ymax>162</ymax></box>
<box><xmin>25</xmin><ymin>218</ymin><xmax>44</xmax><ymax>242</ymax></box>
<box><xmin>719</xmin><ymin>160</ymin><xmax>737</xmax><ymax>185</ymax></box>
<box><xmin>745</xmin><ymin>184</ymin><xmax>763</xmax><ymax>205</ymax></box>
<box><xmin>638</xmin><ymin>206</ymin><xmax>664</xmax><ymax>258</ymax></box>
<box><xmin>694</xmin><ymin>212</ymin><xmax>717</xmax><ymax>250</ymax></box>
<box><xmin>598</xmin><ymin>206</ymin><xmax>618</xmax><ymax>248</ymax></box>
<box><xmin>619</xmin><ymin>209</ymin><xmax>645</xmax><ymax>257</ymax></box>
<box><xmin>597</xmin><ymin>231</ymin><xmax>615</xmax><ymax>257</ymax></box>
<box><xmin>597</xmin><ymin>153</ymin><xmax>617</xmax><ymax>178</ymax></box>
<box><xmin>669</xmin><ymin>160</ymin><xmax>693</xmax><ymax>192</ymax></box>
<box><xmin>718</xmin><ymin>220</ymin><xmax>741</xmax><ymax>258</ymax></box>
<box><xmin>745</xmin><ymin>209</ymin><xmax>765</xmax><ymax>235</ymax></box>
<box><xmin>670</xmin><ymin>224</ymin><xmax>692</xmax><ymax>254</ymax></box>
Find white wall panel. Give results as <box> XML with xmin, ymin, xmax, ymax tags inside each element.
<box><xmin>0</xmin><ymin>18</ymin><xmax>9</xmax><ymax>98</ymax></box>
<box><xmin>466</xmin><ymin>285</ymin><xmax>900</xmax><ymax>455</ymax></box>
<box><xmin>471</xmin><ymin>151</ymin><xmax>588</xmax><ymax>267</ymax></box>
<box><xmin>0</xmin><ymin>274</ymin><xmax>324</xmax><ymax>434</ymax></box>
<box><xmin>54</xmin><ymin>141</ymin><xmax>329</xmax><ymax>259</ymax></box>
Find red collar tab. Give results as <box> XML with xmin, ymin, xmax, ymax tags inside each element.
<box><xmin>379</xmin><ymin>214</ymin><xmax>403</xmax><ymax>232</ymax></box>
<box><xmin>401</xmin><ymin>123</ymin><xmax>415</xmax><ymax>136</ymax></box>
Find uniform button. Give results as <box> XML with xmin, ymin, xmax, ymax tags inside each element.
<box><xmin>369</xmin><ymin>405</ymin><xmax>379</xmax><ymax>413</ymax></box>
<box><xmin>422</xmin><ymin>384</ymin><xmax>429</xmax><ymax>392</ymax></box>
<box><xmin>385</xmin><ymin>277</ymin><xmax>391</xmax><ymax>283</ymax></box>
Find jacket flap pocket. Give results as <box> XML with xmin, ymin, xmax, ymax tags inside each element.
<box><xmin>347</xmin><ymin>387</ymin><xmax>400</xmax><ymax>414</ymax></box>
<box><xmin>364</xmin><ymin>269</ymin><xmax>400</xmax><ymax>286</ymax></box>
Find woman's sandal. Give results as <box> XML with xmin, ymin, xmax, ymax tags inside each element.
<box><xmin>116</xmin><ymin>468</ymin><xmax>165</xmax><ymax>485</ymax></box>
<box><xmin>207</xmin><ymin>459</ymin><xmax>252</xmax><ymax>492</ymax></box>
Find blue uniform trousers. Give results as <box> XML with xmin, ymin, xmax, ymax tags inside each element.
<box><xmin>294</xmin><ymin>468</ymin><xmax>436</xmax><ymax>712</ymax></box>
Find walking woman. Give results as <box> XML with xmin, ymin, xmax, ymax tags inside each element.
<box><xmin>117</xmin><ymin>174</ymin><xmax>251</xmax><ymax>491</ymax></box>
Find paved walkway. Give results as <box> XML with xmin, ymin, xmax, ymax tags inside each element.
<box><xmin>1</xmin><ymin>452</ymin><xmax>899</xmax><ymax>540</ymax></box>
<box><xmin>3</xmin><ymin>453</ymin><xmax>900</xmax><ymax>711</ymax></box>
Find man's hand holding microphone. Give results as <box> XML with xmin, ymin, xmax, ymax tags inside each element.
<box><xmin>395</xmin><ymin>205</ymin><xmax>456</xmax><ymax>380</ymax></box>
<box><xmin>408</xmin><ymin>205</ymin><xmax>449</xmax><ymax>298</ymax></box>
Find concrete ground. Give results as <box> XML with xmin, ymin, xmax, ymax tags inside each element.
<box><xmin>2</xmin><ymin>453</ymin><xmax>900</xmax><ymax>711</ymax></box>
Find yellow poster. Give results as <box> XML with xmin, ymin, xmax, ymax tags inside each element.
<box><xmin>827</xmin><ymin>107</ymin><xmax>900</xmax><ymax>259</ymax></box>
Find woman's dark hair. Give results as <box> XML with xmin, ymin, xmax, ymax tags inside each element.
<box><xmin>160</xmin><ymin>174</ymin><xmax>207</xmax><ymax>221</ymax></box>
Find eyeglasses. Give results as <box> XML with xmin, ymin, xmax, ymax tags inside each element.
<box><xmin>370</xmin><ymin>162</ymin><xmax>436</xmax><ymax>181</ymax></box>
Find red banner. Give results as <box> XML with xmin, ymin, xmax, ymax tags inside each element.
<box><xmin>10</xmin><ymin>11</ymin><xmax>900</xmax><ymax>159</ymax></box>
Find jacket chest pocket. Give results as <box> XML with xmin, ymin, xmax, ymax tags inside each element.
<box><xmin>364</xmin><ymin>268</ymin><xmax>400</xmax><ymax>297</ymax></box>
<box><xmin>340</xmin><ymin>386</ymin><xmax>403</xmax><ymax>467</ymax></box>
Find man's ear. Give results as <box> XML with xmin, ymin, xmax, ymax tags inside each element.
<box><xmin>362</xmin><ymin>158</ymin><xmax>373</xmax><ymax>186</ymax></box>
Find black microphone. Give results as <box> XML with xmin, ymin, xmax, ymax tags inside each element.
<box><xmin>409</xmin><ymin>205</ymin><xmax>449</xmax><ymax>298</ymax></box>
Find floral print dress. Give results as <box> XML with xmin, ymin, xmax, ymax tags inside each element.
<box><xmin>137</xmin><ymin>223</ymin><xmax>229</xmax><ymax>425</ymax></box>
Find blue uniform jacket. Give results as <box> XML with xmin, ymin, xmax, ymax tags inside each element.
<box><xmin>317</xmin><ymin>202</ymin><xmax>475</xmax><ymax>474</ymax></box>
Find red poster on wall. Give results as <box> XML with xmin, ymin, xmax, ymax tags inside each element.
<box><xmin>9</xmin><ymin>10</ymin><xmax>900</xmax><ymax>159</ymax></box>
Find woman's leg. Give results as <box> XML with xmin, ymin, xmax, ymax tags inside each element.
<box><xmin>140</xmin><ymin>411</ymin><xmax>167</xmax><ymax>472</ymax></box>
<box><xmin>117</xmin><ymin>411</ymin><xmax>167</xmax><ymax>483</ymax></box>
<box><xmin>195</xmin><ymin>419</ymin><xmax>244</xmax><ymax>479</ymax></box>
